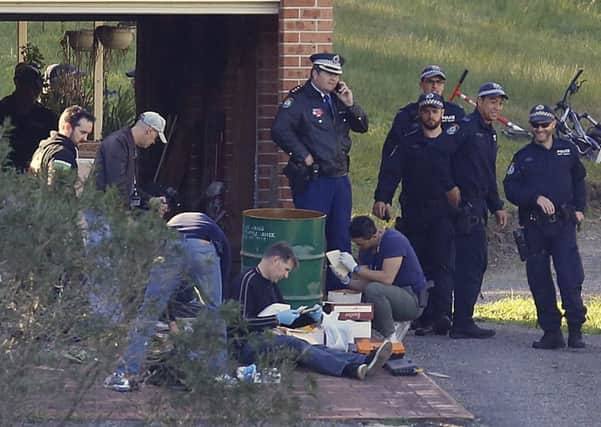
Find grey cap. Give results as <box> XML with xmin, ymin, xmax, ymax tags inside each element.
<box><xmin>139</xmin><ymin>111</ymin><xmax>167</xmax><ymax>143</ymax></box>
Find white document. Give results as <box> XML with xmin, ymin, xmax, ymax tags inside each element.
<box><xmin>326</xmin><ymin>249</ymin><xmax>351</xmax><ymax>278</ymax></box>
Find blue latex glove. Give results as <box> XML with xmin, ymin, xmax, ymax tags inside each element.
<box><xmin>329</xmin><ymin>265</ymin><xmax>351</xmax><ymax>285</ymax></box>
<box><xmin>276</xmin><ymin>309</ymin><xmax>300</xmax><ymax>326</ymax></box>
<box><xmin>308</xmin><ymin>304</ymin><xmax>323</xmax><ymax>323</ymax></box>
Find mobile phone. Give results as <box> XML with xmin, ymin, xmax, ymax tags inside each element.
<box><xmin>335</xmin><ymin>82</ymin><xmax>343</xmax><ymax>93</ymax></box>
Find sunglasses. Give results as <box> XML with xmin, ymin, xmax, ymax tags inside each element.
<box><xmin>530</xmin><ymin>122</ymin><xmax>552</xmax><ymax>129</ymax></box>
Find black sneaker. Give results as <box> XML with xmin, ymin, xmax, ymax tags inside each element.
<box><xmin>414</xmin><ymin>320</ymin><xmax>434</xmax><ymax>336</ymax></box>
<box><xmin>432</xmin><ymin>315</ymin><xmax>452</xmax><ymax>335</ymax></box>
<box><xmin>532</xmin><ymin>330</ymin><xmax>566</xmax><ymax>349</ymax></box>
<box><xmin>450</xmin><ymin>323</ymin><xmax>496</xmax><ymax>339</ymax></box>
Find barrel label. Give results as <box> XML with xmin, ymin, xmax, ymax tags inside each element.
<box><xmin>244</xmin><ymin>224</ymin><xmax>276</xmax><ymax>241</ymax></box>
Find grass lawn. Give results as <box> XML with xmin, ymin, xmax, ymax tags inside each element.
<box><xmin>475</xmin><ymin>296</ymin><xmax>601</xmax><ymax>334</ymax></box>
<box><xmin>334</xmin><ymin>0</ymin><xmax>601</xmax><ymax>215</ymax></box>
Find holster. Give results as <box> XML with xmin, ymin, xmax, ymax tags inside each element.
<box><xmin>283</xmin><ymin>160</ymin><xmax>316</xmax><ymax>194</ymax></box>
<box><xmin>513</xmin><ymin>227</ymin><xmax>528</xmax><ymax>262</ymax></box>
<box><xmin>454</xmin><ymin>202</ymin><xmax>482</xmax><ymax>235</ymax></box>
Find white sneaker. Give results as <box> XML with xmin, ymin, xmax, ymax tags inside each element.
<box><xmin>393</xmin><ymin>321</ymin><xmax>411</xmax><ymax>342</ymax></box>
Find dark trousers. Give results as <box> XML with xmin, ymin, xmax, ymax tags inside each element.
<box><xmin>293</xmin><ymin>175</ymin><xmax>352</xmax><ymax>292</ymax></box>
<box><xmin>404</xmin><ymin>217</ymin><xmax>455</xmax><ymax>322</ymax></box>
<box><xmin>453</xmin><ymin>221</ymin><xmax>487</xmax><ymax>327</ymax></box>
<box><xmin>525</xmin><ymin>221</ymin><xmax>586</xmax><ymax>331</ymax></box>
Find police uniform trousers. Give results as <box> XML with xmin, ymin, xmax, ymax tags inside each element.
<box><xmin>404</xmin><ymin>216</ymin><xmax>455</xmax><ymax>323</ymax></box>
<box><xmin>293</xmin><ymin>175</ymin><xmax>352</xmax><ymax>292</ymax></box>
<box><xmin>453</xmin><ymin>212</ymin><xmax>487</xmax><ymax>328</ymax></box>
<box><xmin>524</xmin><ymin>219</ymin><xmax>586</xmax><ymax>331</ymax></box>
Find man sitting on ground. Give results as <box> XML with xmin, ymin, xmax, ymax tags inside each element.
<box><xmin>230</xmin><ymin>241</ymin><xmax>392</xmax><ymax>381</ymax></box>
<box><xmin>335</xmin><ymin>216</ymin><xmax>427</xmax><ymax>342</ymax></box>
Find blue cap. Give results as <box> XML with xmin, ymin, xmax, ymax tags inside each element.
<box><xmin>418</xmin><ymin>92</ymin><xmax>444</xmax><ymax>109</ymax></box>
<box><xmin>529</xmin><ymin>104</ymin><xmax>556</xmax><ymax>124</ymax></box>
<box><xmin>310</xmin><ymin>53</ymin><xmax>345</xmax><ymax>75</ymax></box>
<box><xmin>477</xmin><ymin>82</ymin><xmax>508</xmax><ymax>99</ymax></box>
<box><xmin>420</xmin><ymin>65</ymin><xmax>446</xmax><ymax>80</ymax></box>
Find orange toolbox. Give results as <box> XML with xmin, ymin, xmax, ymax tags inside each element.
<box><xmin>355</xmin><ymin>338</ymin><xmax>405</xmax><ymax>358</ymax></box>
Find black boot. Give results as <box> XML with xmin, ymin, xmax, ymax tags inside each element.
<box><xmin>532</xmin><ymin>330</ymin><xmax>565</xmax><ymax>349</ymax></box>
<box><xmin>568</xmin><ymin>324</ymin><xmax>586</xmax><ymax>349</ymax></box>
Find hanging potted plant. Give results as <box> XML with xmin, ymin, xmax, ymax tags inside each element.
<box><xmin>64</xmin><ymin>29</ymin><xmax>95</xmax><ymax>51</ymax></box>
<box><xmin>95</xmin><ymin>25</ymin><xmax>134</xmax><ymax>50</ymax></box>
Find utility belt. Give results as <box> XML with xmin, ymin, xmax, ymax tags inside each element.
<box><xmin>521</xmin><ymin>205</ymin><xmax>577</xmax><ymax>226</ymax></box>
<box><xmin>283</xmin><ymin>158</ymin><xmax>349</xmax><ymax>193</ymax></box>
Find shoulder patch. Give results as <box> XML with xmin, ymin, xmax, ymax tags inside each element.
<box><xmin>282</xmin><ymin>97</ymin><xmax>294</xmax><ymax>109</ymax></box>
<box><xmin>52</xmin><ymin>159</ymin><xmax>73</xmax><ymax>171</ymax></box>
<box><xmin>446</xmin><ymin>124</ymin><xmax>459</xmax><ymax>135</ymax></box>
<box><xmin>506</xmin><ymin>162</ymin><xmax>515</xmax><ymax>175</ymax></box>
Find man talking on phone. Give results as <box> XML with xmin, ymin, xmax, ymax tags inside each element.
<box><xmin>271</xmin><ymin>53</ymin><xmax>369</xmax><ymax>292</ymax></box>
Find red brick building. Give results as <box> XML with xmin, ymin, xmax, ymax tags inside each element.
<box><xmin>1</xmin><ymin>0</ymin><xmax>335</xmax><ymax>255</ymax></box>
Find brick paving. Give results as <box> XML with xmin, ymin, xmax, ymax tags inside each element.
<box><xmin>31</xmin><ymin>367</ymin><xmax>472</xmax><ymax>423</ymax></box>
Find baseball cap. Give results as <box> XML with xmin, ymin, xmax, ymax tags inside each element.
<box><xmin>418</xmin><ymin>92</ymin><xmax>444</xmax><ymax>109</ymax></box>
<box><xmin>529</xmin><ymin>104</ymin><xmax>556</xmax><ymax>124</ymax></box>
<box><xmin>310</xmin><ymin>53</ymin><xmax>345</xmax><ymax>75</ymax></box>
<box><xmin>477</xmin><ymin>82</ymin><xmax>508</xmax><ymax>99</ymax></box>
<box><xmin>14</xmin><ymin>62</ymin><xmax>43</xmax><ymax>88</ymax></box>
<box><xmin>139</xmin><ymin>111</ymin><xmax>167</xmax><ymax>143</ymax></box>
<box><xmin>420</xmin><ymin>65</ymin><xmax>446</xmax><ymax>80</ymax></box>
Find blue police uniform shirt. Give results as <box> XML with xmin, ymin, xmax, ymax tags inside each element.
<box><xmin>380</xmin><ymin>99</ymin><xmax>464</xmax><ymax>158</ymax></box>
<box><xmin>503</xmin><ymin>137</ymin><xmax>586</xmax><ymax>218</ymax></box>
<box><xmin>358</xmin><ymin>228</ymin><xmax>426</xmax><ymax>294</ymax></box>
<box><xmin>375</xmin><ymin>128</ymin><xmax>452</xmax><ymax>219</ymax></box>
<box><xmin>167</xmin><ymin>212</ymin><xmax>231</xmax><ymax>285</ymax></box>
<box><xmin>431</xmin><ymin>109</ymin><xmax>504</xmax><ymax>216</ymax></box>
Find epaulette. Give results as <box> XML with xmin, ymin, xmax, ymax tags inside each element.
<box><xmin>288</xmin><ymin>84</ymin><xmax>303</xmax><ymax>96</ymax></box>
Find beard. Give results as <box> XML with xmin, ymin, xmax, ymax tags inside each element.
<box><xmin>421</xmin><ymin>119</ymin><xmax>441</xmax><ymax>130</ymax></box>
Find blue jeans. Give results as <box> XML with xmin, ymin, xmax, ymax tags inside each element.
<box><xmin>240</xmin><ymin>335</ymin><xmax>367</xmax><ymax>377</ymax></box>
<box><xmin>118</xmin><ymin>236</ymin><xmax>226</xmax><ymax>375</ymax></box>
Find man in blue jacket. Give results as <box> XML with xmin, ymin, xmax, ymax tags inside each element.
<box><xmin>504</xmin><ymin>104</ymin><xmax>587</xmax><ymax>349</ymax></box>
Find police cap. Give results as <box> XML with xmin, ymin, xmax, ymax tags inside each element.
<box><xmin>418</xmin><ymin>92</ymin><xmax>444</xmax><ymax>109</ymax></box>
<box><xmin>420</xmin><ymin>65</ymin><xmax>446</xmax><ymax>80</ymax></box>
<box><xmin>310</xmin><ymin>52</ymin><xmax>344</xmax><ymax>75</ymax></box>
<box><xmin>477</xmin><ymin>82</ymin><xmax>508</xmax><ymax>99</ymax></box>
<box><xmin>529</xmin><ymin>104</ymin><xmax>556</xmax><ymax>124</ymax></box>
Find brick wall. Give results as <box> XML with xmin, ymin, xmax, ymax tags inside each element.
<box><xmin>254</xmin><ymin>0</ymin><xmax>334</xmax><ymax>208</ymax></box>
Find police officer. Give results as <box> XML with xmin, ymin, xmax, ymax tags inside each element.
<box><xmin>377</xmin><ymin>65</ymin><xmax>464</xmax><ymax>163</ymax></box>
<box><xmin>432</xmin><ymin>82</ymin><xmax>509</xmax><ymax>339</ymax></box>
<box><xmin>373</xmin><ymin>93</ymin><xmax>454</xmax><ymax>336</ymax></box>
<box><xmin>30</xmin><ymin>105</ymin><xmax>95</xmax><ymax>185</ymax></box>
<box><xmin>271</xmin><ymin>53</ymin><xmax>369</xmax><ymax>292</ymax></box>
<box><xmin>503</xmin><ymin>104</ymin><xmax>587</xmax><ymax>349</ymax></box>
<box><xmin>0</xmin><ymin>63</ymin><xmax>57</xmax><ymax>172</ymax></box>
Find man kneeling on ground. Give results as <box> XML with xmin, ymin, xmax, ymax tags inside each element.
<box><xmin>335</xmin><ymin>216</ymin><xmax>427</xmax><ymax>342</ymax></box>
<box><xmin>230</xmin><ymin>241</ymin><xmax>392</xmax><ymax>380</ymax></box>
